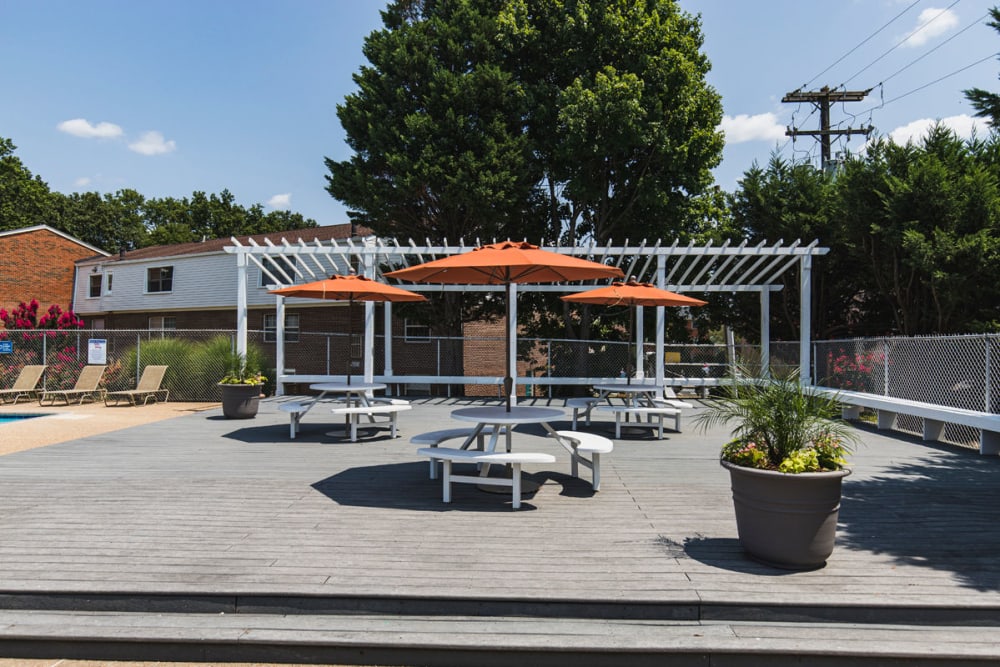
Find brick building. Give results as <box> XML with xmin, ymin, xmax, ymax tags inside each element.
<box><xmin>0</xmin><ymin>225</ymin><xmax>109</xmax><ymax>318</ymax></box>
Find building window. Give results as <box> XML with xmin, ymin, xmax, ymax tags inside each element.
<box><xmin>260</xmin><ymin>256</ymin><xmax>297</xmax><ymax>287</ymax></box>
<box><xmin>404</xmin><ymin>319</ymin><xmax>431</xmax><ymax>343</ymax></box>
<box><xmin>263</xmin><ymin>313</ymin><xmax>300</xmax><ymax>343</ymax></box>
<box><xmin>88</xmin><ymin>273</ymin><xmax>102</xmax><ymax>298</ymax></box>
<box><xmin>147</xmin><ymin>266</ymin><xmax>173</xmax><ymax>293</ymax></box>
<box><xmin>149</xmin><ymin>316</ymin><xmax>176</xmax><ymax>330</ymax></box>
<box><xmin>106</xmin><ymin>273</ymin><xmax>113</xmax><ymax>294</ymax></box>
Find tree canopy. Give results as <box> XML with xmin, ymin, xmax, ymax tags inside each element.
<box><xmin>0</xmin><ymin>137</ymin><xmax>318</xmax><ymax>253</ymax></box>
<box><xmin>326</xmin><ymin>0</ymin><xmax>724</xmax><ymax>245</ymax></box>
<box><xmin>728</xmin><ymin>125</ymin><xmax>1000</xmax><ymax>339</ymax></box>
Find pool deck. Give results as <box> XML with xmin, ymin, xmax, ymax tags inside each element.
<box><xmin>1</xmin><ymin>395</ymin><xmax>999</xmax><ymax>665</ymax></box>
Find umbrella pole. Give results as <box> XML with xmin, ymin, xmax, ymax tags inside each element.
<box><xmin>347</xmin><ymin>297</ymin><xmax>353</xmax><ymax>385</ymax></box>
<box><xmin>504</xmin><ymin>282</ymin><xmax>513</xmax><ymax>411</ymax></box>
<box><xmin>627</xmin><ymin>306</ymin><xmax>634</xmax><ymax>385</ymax></box>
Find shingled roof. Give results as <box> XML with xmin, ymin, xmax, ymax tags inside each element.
<box><xmin>80</xmin><ymin>223</ymin><xmax>370</xmax><ymax>264</ymax></box>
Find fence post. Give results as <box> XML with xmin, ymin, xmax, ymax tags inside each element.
<box><xmin>985</xmin><ymin>335</ymin><xmax>992</xmax><ymax>413</ymax></box>
<box><xmin>136</xmin><ymin>332</ymin><xmax>142</xmax><ymax>380</ymax></box>
<box><xmin>882</xmin><ymin>339</ymin><xmax>890</xmax><ymax>396</ymax></box>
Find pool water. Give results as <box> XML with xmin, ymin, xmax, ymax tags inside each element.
<box><xmin>0</xmin><ymin>414</ymin><xmax>44</xmax><ymax>425</ymax></box>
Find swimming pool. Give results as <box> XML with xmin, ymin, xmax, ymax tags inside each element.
<box><xmin>0</xmin><ymin>414</ymin><xmax>44</xmax><ymax>425</ymax></box>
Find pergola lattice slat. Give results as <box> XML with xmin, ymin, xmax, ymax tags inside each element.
<box><xmin>225</xmin><ymin>236</ymin><xmax>829</xmax><ymax>396</ymax></box>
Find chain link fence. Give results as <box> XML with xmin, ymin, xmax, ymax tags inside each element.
<box><xmin>0</xmin><ymin>329</ymin><xmax>270</xmax><ymax>402</ymax></box>
<box><xmin>4</xmin><ymin>328</ymin><xmax>995</xmax><ymax>445</ymax></box>
<box><xmin>814</xmin><ymin>334</ymin><xmax>1000</xmax><ymax>448</ymax></box>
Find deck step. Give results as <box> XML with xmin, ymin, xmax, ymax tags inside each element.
<box><xmin>0</xmin><ymin>609</ymin><xmax>997</xmax><ymax>665</ymax></box>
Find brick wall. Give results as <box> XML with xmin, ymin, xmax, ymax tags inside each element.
<box><xmin>0</xmin><ymin>228</ymin><xmax>102</xmax><ymax>316</ymax></box>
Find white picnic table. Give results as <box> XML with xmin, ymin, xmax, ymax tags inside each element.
<box><xmin>592</xmin><ymin>382</ymin><xmax>682</xmax><ymax>438</ymax></box>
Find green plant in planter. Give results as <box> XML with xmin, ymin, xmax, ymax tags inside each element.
<box><xmin>219</xmin><ymin>351</ymin><xmax>267</xmax><ymax>386</ymax></box>
<box><xmin>695</xmin><ymin>368</ymin><xmax>860</xmax><ymax>570</ymax></box>
<box><xmin>698</xmin><ymin>368</ymin><xmax>857</xmax><ymax>472</ymax></box>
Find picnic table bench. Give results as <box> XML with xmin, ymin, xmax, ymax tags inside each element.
<box><xmin>410</xmin><ymin>427</ymin><xmax>499</xmax><ymax>478</ymax></box>
<box><xmin>592</xmin><ymin>404</ymin><xmax>681</xmax><ymax>439</ymax></box>
<box><xmin>416</xmin><ymin>447</ymin><xmax>555</xmax><ymax>510</ymax></box>
<box><xmin>332</xmin><ymin>401</ymin><xmax>412</xmax><ymax>442</ymax></box>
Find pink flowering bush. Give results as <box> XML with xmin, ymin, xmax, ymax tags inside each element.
<box><xmin>825</xmin><ymin>348</ymin><xmax>883</xmax><ymax>392</ymax></box>
<box><xmin>0</xmin><ymin>299</ymin><xmax>84</xmax><ymax>332</ymax></box>
<box><xmin>0</xmin><ymin>300</ymin><xmax>87</xmax><ymax>389</ymax></box>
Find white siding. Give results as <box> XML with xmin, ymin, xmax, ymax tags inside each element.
<box><xmin>74</xmin><ymin>251</ymin><xmax>311</xmax><ymax>314</ymax></box>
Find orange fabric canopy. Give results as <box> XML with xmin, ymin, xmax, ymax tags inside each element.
<box><xmin>561</xmin><ymin>278</ymin><xmax>707</xmax><ymax>308</ymax></box>
<box><xmin>384</xmin><ymin>241</ymin><xmax>624</xmax><ymax>284</ymax></box>
<box><xmin>269</xmin><ymin>273</ymin><xmax>427</xmax><ymax>302</ymax></box>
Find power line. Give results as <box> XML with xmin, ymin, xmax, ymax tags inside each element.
<box><xmin>798</xmin><ymin>0</ymin><xmax>922</xmax><ymax>92</ymax></box>
<box><xmin>841</xmin><ymin>0</ymin><xmax>962</xmax><ymax>87</ymax></box>
<box><xmin>877</xmin><ymin>12</ymin><xmax>989</xmax><ymax>87</ymax></box>
<box><xmin>859</xmin><ymin>51</ymin><xmax>999</xmax><ymax>115</ymax></box>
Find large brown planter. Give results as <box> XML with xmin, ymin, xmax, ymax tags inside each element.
<box><xmin>219</xmin><ymin>383</ymin><xmax>262</xmax><ymax>419</ymax></box>
<box><xmin>722</xmin><ymin>460</ymin><xmax>851</xmax><ymax>570</ymax></box>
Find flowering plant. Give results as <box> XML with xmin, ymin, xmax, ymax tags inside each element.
<box><xmin>696</xmin><ymin>368</ymin><xmax>856</xmax><ymax>473</ymax></box>
<box><xmin>825</xmin><ymin>348</ymin><xmax>882</xmax><ymax>392</ymax></box>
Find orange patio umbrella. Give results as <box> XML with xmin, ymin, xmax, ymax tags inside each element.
<box><xmin>385</xmin><ymin>241</ymin><xmax>624</xmax><ymax>410</ymax></box>
<box><xmin>270</xmin><ymin>273</ymin><xmax>427</xmax><ymax>384</ymax></box>
<box><xmin>561</xmin><ymin>278</ymin><xmax>707</xmax><ymax>384</ymax></box>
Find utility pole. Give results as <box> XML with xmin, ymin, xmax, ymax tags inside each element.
<box><xmin>782</xmin><ymin>86</ymin><xmax>874</xmax><ymax>170</ymax></box>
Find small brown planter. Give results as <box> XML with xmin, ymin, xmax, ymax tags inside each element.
<box><xmin>219</xmin><ymin>383</ymin><xmax>262</xmax><ymax>419</ymax></box>
<box><xmin>722</xmin><ymin>460</ymin><xmax>851</xmax><ymax>570</ymax></box>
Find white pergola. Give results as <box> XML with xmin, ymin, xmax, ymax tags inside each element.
<box><xmin>225</xmin><ymin>235</ymin><xmax>828</xmax><ymax>398</ymax></box>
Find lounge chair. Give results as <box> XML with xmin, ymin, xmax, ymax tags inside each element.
<box><xmin>0</xmin><ymin>365</ymin><xmax>46</xmax><ymax>405</ymax></box>
<box><xmin>105</xmin><ymin>365</ymin><xmax>169</xmax><ymax>406</ymax></box>
<box><xmin>38</xmin><ymin>365</ymin><xmax>107</xmax><ymax>406</ymax></box>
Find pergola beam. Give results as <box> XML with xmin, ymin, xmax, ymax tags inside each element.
<box><xmin>225</xmin><ymin>236</ymin><xmax>829</xmax><ymax>395</ymax></box>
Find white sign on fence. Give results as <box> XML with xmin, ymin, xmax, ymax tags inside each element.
<box><xmin>88</xmin><ymin>339</ymin><xmax>107</xmax><ymax>365</ymax></box>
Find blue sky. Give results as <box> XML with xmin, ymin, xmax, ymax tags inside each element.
<box><xmin>1</xmin><ymin>1</ymin><xmax>998</xmax><ymax>227</ymax></box>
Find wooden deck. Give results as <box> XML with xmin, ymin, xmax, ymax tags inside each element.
<box><xmin>1</xmin><ymin>396</ymin><xmax>1000</xmax><ymax>664</ymax></box>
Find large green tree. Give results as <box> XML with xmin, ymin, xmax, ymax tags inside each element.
<box><xmin>731</xmin><ymin>125</ymin><xmax>1000</xmax><ymax>338</ymax></box>
<box><xmin>498</xmin><ymin>0</ymin><xmax>723</xmax><ymax>244</ymax></box>
<box><xmin>326</xmin><ymin>0</ymin><xmax>723</xmax><ymax>245</ymax></box>
<box><xmin>327</xmin><ymin>0</ymin><xmax>537</xmax><ymax>243</ymax></box>
<box><xmin>836</xmin><ymin>126</ymin><xmax>1000</xmax><ymax>334</ymax></box>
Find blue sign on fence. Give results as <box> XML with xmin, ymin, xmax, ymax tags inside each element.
<box><xmin>0</xmin><ymin>340</ymin><xmax>12</xmax><ymax>354</ymax></box>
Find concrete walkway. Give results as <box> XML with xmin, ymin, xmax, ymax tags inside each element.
<box><xmin>1</xmin><ymin>396</ymin><xmax>999</xmax><ymax>664</ymax></box>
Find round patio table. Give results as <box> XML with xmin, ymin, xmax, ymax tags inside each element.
<box><xmin>451</xmin><ymin>405</ymin><xmax>565</xmax><ymax>494</ymax></box>
<box><xmin>310</xmin><ymin>382</ymin><xmax>388</xmax><ymax>439</ymax></box>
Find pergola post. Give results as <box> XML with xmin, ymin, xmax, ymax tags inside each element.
<box><xmin>509</xmin><ymin>282</ymin><xmax>518</xmax><ymax>405</ymax></box>
<box><xmin>236</xmin><ymin>251</ymin><xmax>248</xmax><ymax>357</ymax></box>
<box><xmin>799</xmin><ymin>254</ymin><xmax>813</xmax><ymax>384</ymax></box>
<box><xmin>275</xmin><ymin>295</ymin><xmax>285</xmax><ymax>396</ymax></box>
<box><xmin>760</xmin><ymin>289</ymin><xmax>770</xmax><ymax>379</ymax></box>
<box><xmin>655</xmin><ymin>255</ymin><xmax>666</xmax><ymax>391</ymax></box>
<box><xmin>362</xmin><ymin>248</ymin><xmax>376</xmax><ymax>384</ymax></box>
<box><xmin>635</xmin><ymin>306</ymin><xmax>644</xmax><ymax>379</ymax></box>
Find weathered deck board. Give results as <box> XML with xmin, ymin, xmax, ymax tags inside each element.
<box><xmin>1</xmin><ymin>396</ymin><xmax>1000</xmax><ymax>627</ymax></box>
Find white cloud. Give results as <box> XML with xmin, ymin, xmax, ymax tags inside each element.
<box><xmin>267</xmin><ymin>193</ymin><xmax>292</xmax><ymax>209</ymax></box>
<box><xmin>57</xmin><ymin>118</ymin><xmax>123</xmax><ymax>139</ymax></box>
<box><xmin>886</xmin><ymin>114</ymin><xmax>988</xmax><ymax>144</ymax></box>
<box><xmin>902</xmin><ymin>8</ymin><xmax>959</xmax><ymax>48</ymax></box>
<box><xmin>128</xmin><ymin>131</ymin><xmax>176</xmax><ymax>155</ymax></box>
<box><xmin>73</xmin><ymin>176</ymin><xmax>91</xmax><ymax>188</ymax></box>
<box><xmin>719</xmin><ymin>113</ymin><xmax>786</xmax><ymax>144</ymax></box>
